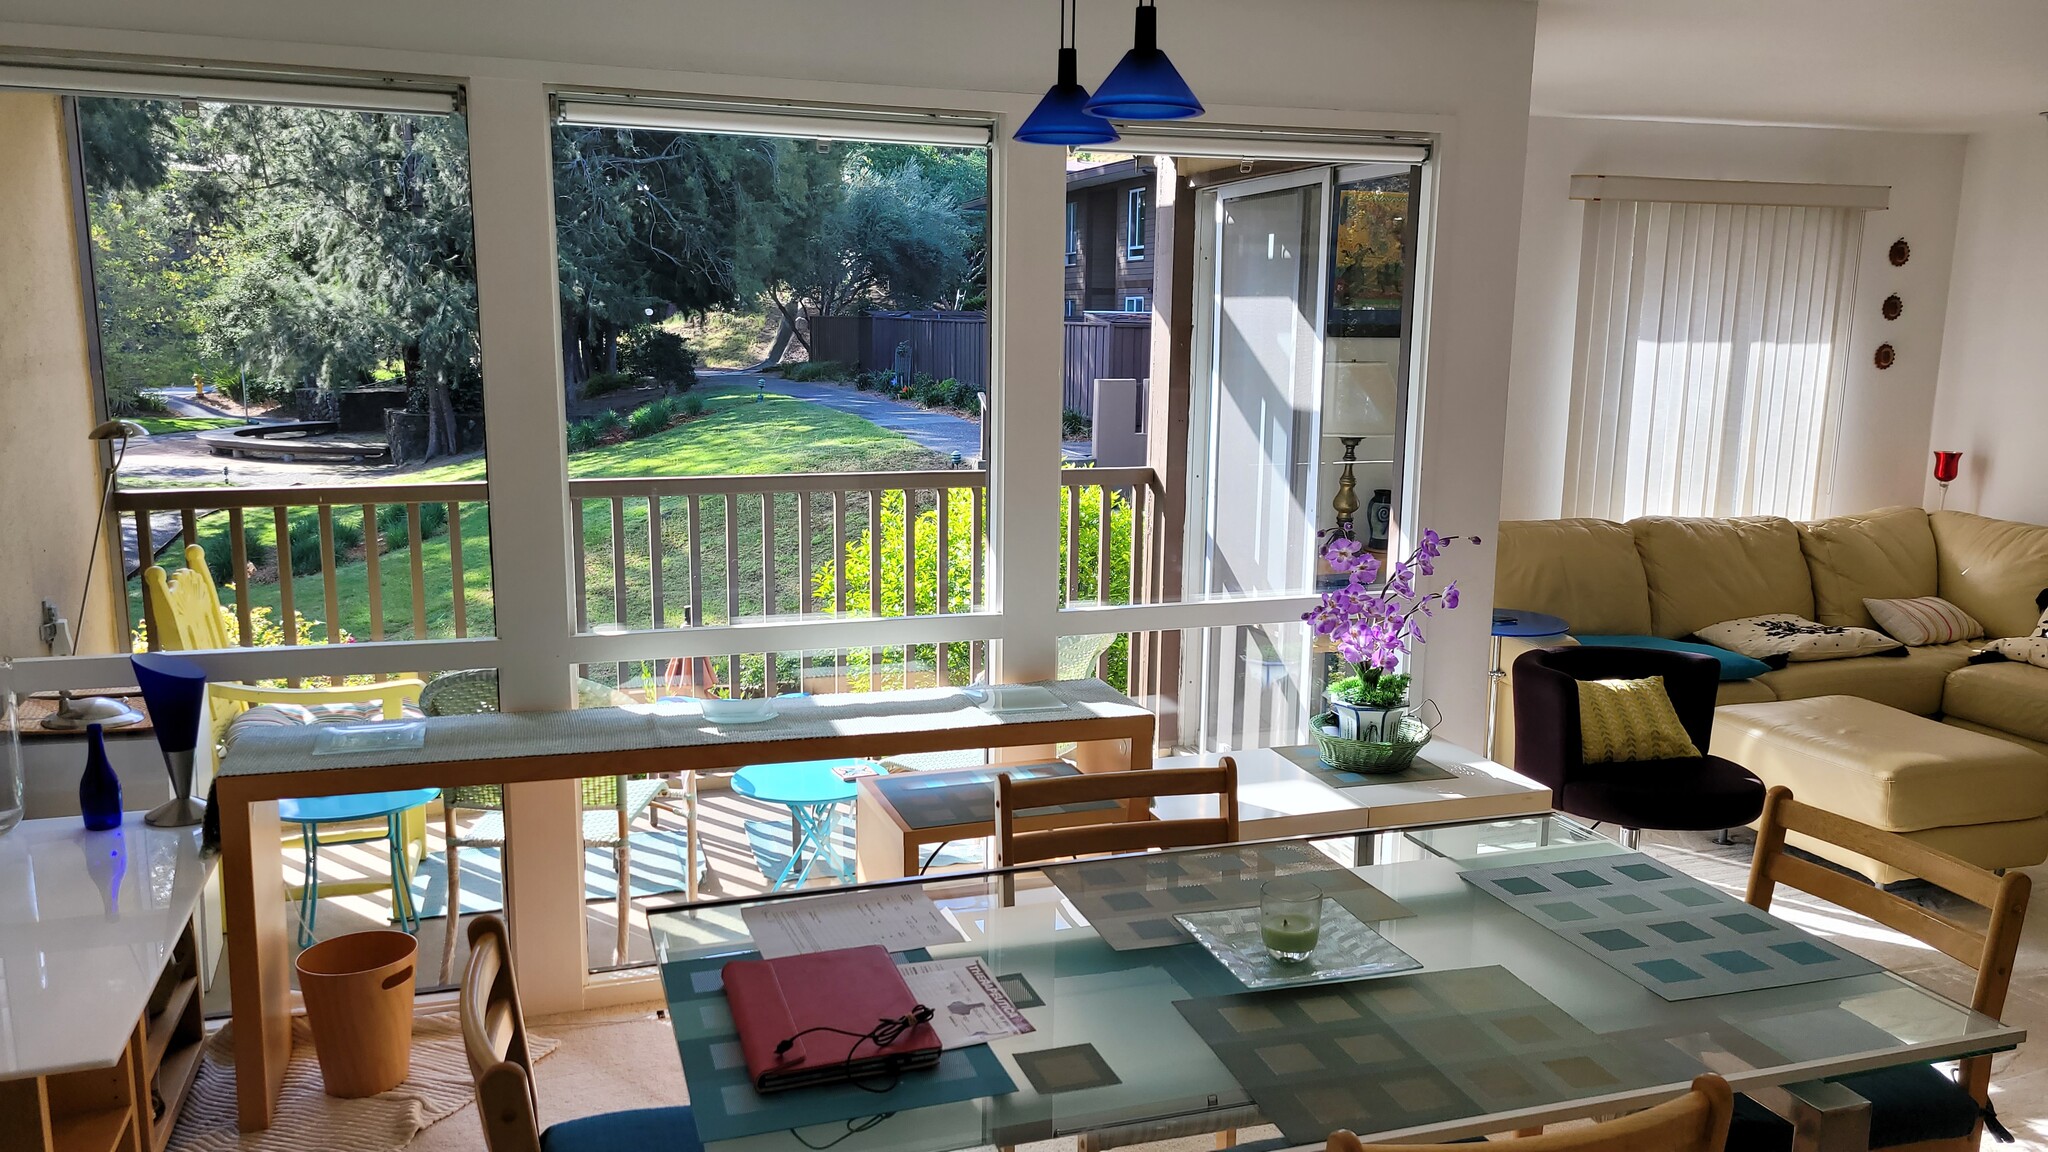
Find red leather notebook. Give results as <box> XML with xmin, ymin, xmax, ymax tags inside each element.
<box><xmin>723</xmin><ymin>944</ymin><xmax>941</xmax><ymax>1092</ymax></box>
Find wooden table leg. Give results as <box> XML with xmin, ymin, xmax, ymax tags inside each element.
<box><xmin>220</xmin><ymin>788</ymin><xmax>292</xmax><ymax>1132</ymax></box>
<box><xmin>854</xmin><ymin>786</ymin><xmax>910</xmax><ymax>882</ymax></box>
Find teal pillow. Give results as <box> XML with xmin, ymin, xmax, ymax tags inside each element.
<box><xmin>1574</xmin><ymin>634</ymin><xmax>1772</xmax><ymax>681</ymax></box>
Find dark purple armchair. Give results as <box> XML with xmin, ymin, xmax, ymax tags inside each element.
<box><xmin>1512</xmin><ymin>645</ymin><xmax>1765</xmax><ymax>835</ymax></box>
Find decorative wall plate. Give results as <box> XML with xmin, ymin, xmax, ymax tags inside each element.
<box><xmin>1883</xmin><ymin>294</ymin><xmax>1903</xmax><ymax>321</ymax></box>
<box><xmin>1874</xmin><ymin>343</ymin><xmax>1897</xmax><ymax>370</ymax></box>
<box><xmin>1890</xmin><ymin>238</ymin><xmax>1911</xmax><ymax>266</ymax></box>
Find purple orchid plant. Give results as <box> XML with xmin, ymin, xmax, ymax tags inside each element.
<box><xmin>1306</xmin><ymin>528</ymin><xmax>1481</xmax><ymax>708</ymax></box>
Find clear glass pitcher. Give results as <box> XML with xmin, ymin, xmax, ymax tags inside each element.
<box><xmin>0</xmin><ymin>671</ymin><xmax>24</xmax><ymax>836</ymax></box>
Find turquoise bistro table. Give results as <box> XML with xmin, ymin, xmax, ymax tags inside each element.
<box><xmin>278</xmin><ymin>787</ymin><xmax>440</xmax><ymax>945</ymax></box>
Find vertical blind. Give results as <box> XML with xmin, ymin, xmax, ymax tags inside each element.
<box><xmin>1563</xmin><ymin>199</ymin><xmax>1865</xmax><ymax>521</ymax></box>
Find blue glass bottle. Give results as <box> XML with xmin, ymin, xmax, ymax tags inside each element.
<box><xmin>79</xmin><ymin>723</ymin><xmax>123</xmax><ymax>831</ymax></box>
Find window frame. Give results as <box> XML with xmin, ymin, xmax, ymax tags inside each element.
<box><xmin>1123</xmin><ymin>294</ymin><xmax>1146</xmax><ymax>313</ymax></box>
<box><xmin>1125</xmin><ymin>186</ymin><xmax>1147</xmax><ymax>260</ymax></box>
<box><xmin>1065</xmin><ymin>199</ymin><xmax>1079</xmax><ymax>266</ymax></box>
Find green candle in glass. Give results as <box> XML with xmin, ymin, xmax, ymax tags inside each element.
<box><xmin>1260</xmin><ymin>879</ymin><xmax>1324</xmax><ymax>963</ymax></box>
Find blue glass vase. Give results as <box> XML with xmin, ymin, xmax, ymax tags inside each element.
<box><xmin>79</xmin><ymin>723</ymin><xmax>123</xmax><ymax>831</ymax></box>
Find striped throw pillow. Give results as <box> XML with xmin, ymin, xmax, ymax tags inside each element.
<box><xmin>1863</xmin><ymin>596</ymin><xmax>1984</xmax><ymax>646</ymax></box>
<box><xmin>1577</xmin><ymin>675</ymin><xmax>1701</xmax><ymax>764</ymax></box>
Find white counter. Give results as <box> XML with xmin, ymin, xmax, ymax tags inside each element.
<box><xmin>0</xmin><ymin>813</ymin><xmax>214</xmax><ymax>1079</ymax></box>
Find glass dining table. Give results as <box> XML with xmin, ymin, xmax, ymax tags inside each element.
<box><xmin>648</xmin><ymin>815</ymin><xmax>2023</xmax><ymax>1152</ymax></box>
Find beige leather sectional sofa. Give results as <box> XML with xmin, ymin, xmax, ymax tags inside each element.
<box><xmin>1493</xmin><ymin>507</ymin><xmax>2048</xmax><ymax>880</ymax></box>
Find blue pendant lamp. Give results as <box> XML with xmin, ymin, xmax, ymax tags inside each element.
<box><xmin>1015</xmin><ymin>0</ymin><xmax>1119</xmax><ymax>145</ymax></box>
<box><xmin>1085</xmin><ymin>1</ymin><xmax>1204</xmax><ymax>121</ymax></box>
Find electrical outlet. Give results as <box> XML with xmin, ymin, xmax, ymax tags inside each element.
<box><xmin>39</xmin><ymin>600</ymin><xmax>71</xmax><ymax>655</ymax></box>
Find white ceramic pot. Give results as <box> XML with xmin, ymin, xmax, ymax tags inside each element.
<box><xmin>1325</xmin><ymin>692</ymin><xmax>1412</xmax><ymax>743</ymax></box>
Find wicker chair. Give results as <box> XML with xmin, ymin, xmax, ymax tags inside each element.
<box><xmin>420</xmin><ymin>670</ymin><xmax>676</xmax><ymax>972</ymax></box>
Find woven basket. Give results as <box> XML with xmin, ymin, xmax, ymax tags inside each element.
<box><xmin>1312</xmin><ymin>712</ymin><xmax>1433</xmax><ymax>773</ymax></box>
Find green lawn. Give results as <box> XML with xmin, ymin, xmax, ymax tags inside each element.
<box><xmin>128</xmin><ymin>386</ymin><xmax>960</xmax><ymax>660</ymax></box>
<box><xmin>134</xmin><ymin>416</ymin><xmax>246</xmax><ymax>434</ymax></box>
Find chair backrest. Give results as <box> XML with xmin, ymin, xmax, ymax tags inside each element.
<box><xmin>143</xmin><ymin>545</ymin><xmax>234</xmax><ymax>651</ymax></box>
<box><xmin>459</xmin><ymin>915</ymin><xmax>545</xmax><ymax>1152</ymax></box>
<box><xmin>1510</xmin><ymin>645</ymin><xmax>1720</xmax><ymax>787</ymax></box>
<box><xmin>994</xmin><ymin>760</ymin><xmax>1238</xmax><ymax>867</ymax></box>
<box><xmin>1330</xmin><ymin>1073</ymin><xmax>1731</xmax><ymax>1152</ymax></box>
<box><xmin>1747</xmin><ymin>786</ymin><xmax>2029</xmax><ymax>1128</ymax></box>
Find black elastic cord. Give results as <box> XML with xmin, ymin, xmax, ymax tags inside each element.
<box><xmin>774</xmin><ymin>1006</ymin><xmax>935</xmax><ymax>1094</ymax></box>
<box><xmin>792</xmin><ymin>1113</ymin><xmax>895</xmax><ymax>1150</ymax></box>
<box><xmin>918</xmin><ymin>841</ymin><xmax>953</xmax><ymax>875</ymax></box>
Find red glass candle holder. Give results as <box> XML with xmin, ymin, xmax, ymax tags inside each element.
<box><xmin>1933</xmin><ymin>451</ymin><xmax>1962</xmax><ymax>485</ymax></box>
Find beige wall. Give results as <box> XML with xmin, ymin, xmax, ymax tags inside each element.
<box><xmin>0</xmin><ymin>92</ymin><xmax>117</xmax><ymax>659</ymax></box>
<box><xmin>1501</xmin><ymin>115</ymin><xmax>1968</xmax><ymax>521</ymax></box>
<box><xmin>1925</xmin><ymin>122</ymin><xmax>2048</xmax><ymax>523</ymax></box>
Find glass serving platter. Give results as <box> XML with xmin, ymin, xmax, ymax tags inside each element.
<box><xmin>1175</xmin><ymin>900</ymin><xmax>1422</xmax><ymax>990</ymax></box>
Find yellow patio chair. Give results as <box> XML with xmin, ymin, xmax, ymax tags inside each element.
<box><xmin>145</xmin><ymin>543</ymin><xmax>429</xmax><ymax>934</ymax></box>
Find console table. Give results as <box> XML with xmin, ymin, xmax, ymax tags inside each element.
<box><xmin>0</xmin><ymin>814</ymin><xmax>214</xmax><ymax>1152</ymax></box>
<box><xmin>211</xmin><ymin>679</ymin><xmax>1154</xmax><ymax>1130</ymax></box>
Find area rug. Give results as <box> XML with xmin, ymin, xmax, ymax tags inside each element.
<box><xmin>169</xmin><ymin>1012</ymin><xmax>557</xmax><ymax>1152</ymax></box>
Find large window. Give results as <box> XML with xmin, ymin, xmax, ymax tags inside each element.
<box><xmin>1563</xmin><ymin>189</ymin><xmax>1869</xmax><ymax>520</ymax></box>
<box><xmin>1126</xmin><ymin>186</ymin><xmax>1147</xmax><ymax>259</ymax></box>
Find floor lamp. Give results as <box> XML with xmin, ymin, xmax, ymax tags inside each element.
<box><xmin>43</xmin><ymin>420</ymin><xmax>149</xmax><ymax>731</ymax></box>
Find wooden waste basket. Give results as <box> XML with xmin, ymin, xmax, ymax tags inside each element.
<box><xmin>296</xmin><ymin>930</ymin><xmax>418</xmax><ymax>1097</ymax></box>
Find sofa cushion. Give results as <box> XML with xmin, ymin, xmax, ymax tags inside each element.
<box><xmin>1753</xmin><ymin>644</ymin><xmax>1972</xmax><ymax>716</ymax></box>
<box><xmin>1864</xmin><ymin>595</ymin><xmax>1983</xmax><ymax>646</ymax></box>
<box><xmin>1575</xmin><ymin>634</ymin><xmax>1773</xmax><ymax>681</ymax></box>
<box><xmin>1716</xmin><ymin>678</ymin><xmax>1777</xmax><ymax>706</ymax></box>
<box><xmin>1713</xmin><ymin>695</ymin><xmax>2048</xmax><ymax>832</ymax></box>
<box><xmin>1944</xmin><ymin>661</ymin><xmax>2048</xmax><ymax>746</ymax></box>
<box><xmin>1695</xmin><ymin>614</ymin><xmax>1902</xmax><ymax>663</ymax></box>
<box><xmin>1797</xmin><ymin>506</ymin><xmax>1937</xmax><ymax>629</ymax></box>
<box><xmin>1629</xmin><ymin>516</ymin><xmax>1815</xmax><ymax>639</ymax></box>
<box><xmin>1494</xmin><ymin>519</ymin><xmax>1654</xmax><ymax>636</ymax></box>
<box><xmin>1930</xmin><ymin>510</ymin><xmax>2048</xmax><ymax>638</ymax></box>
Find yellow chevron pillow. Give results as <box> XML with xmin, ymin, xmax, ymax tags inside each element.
<box><xmin>1577</xmin><ymin>676</ymin><xmax>1701</xmax><ymax>763</ymax></box>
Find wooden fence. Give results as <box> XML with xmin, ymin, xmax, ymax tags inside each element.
<box><xmin>804</xmin><ymin>310</ymin><xmax>1150</xmax><ymax>414</ymax></box>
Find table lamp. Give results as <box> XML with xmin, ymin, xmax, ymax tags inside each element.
<box><xmin>132</xmin><ymin>651</ymin><xmax>209</xmax><ymax>828</ymax></box>
<box><xmin>1324</xmin><ymin>363</ymin><xmax>1395</xmax><ymax>540</ymax></box>
<box><xmin>1932</xmin><ymin>450</ymin><xmax>1962</xmax><ymax>509</ymax></box>
<box><xmin>44</xmin><ymin>420</ymin><xmax>150</xmax><ymax>732</ymax></box>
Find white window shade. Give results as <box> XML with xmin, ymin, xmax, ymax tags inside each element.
<box><xmin>554</xmin><ymin>97</ymin><xmax>990</xmax><ymax>147</ymax></box>
<box><xmin>1563</xmin><ymin>198</ymin><xmax>1867</xmax><ymax>521</ymax></box>
<box><xmin>0</xmin><ymin>64</ymin><xmax>456</xmax><ymax>115</ymax></box>
<box><xmin>1112</xmin><ymin>124</ymin><xmax>1427</xmax><ymax>165</ymax></box>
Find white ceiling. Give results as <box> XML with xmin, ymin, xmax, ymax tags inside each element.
<box><xmin>1533</xmin><ymin>0</ymin><xmax>2048</xmax><ymax>133</ymax></box>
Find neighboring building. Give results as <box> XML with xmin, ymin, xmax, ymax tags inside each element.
<box><xmin>1064</xmin><ymin>156</ymin><xmax>1154</xmax><ymax>316</ymax></box>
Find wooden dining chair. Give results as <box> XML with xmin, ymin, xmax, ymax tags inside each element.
<box><xmin>1727</xmin><ymin>786</ymin><xmax>2029</xmax><ymax>1152</ymax></box>
<box><xmin>1325</xmin><ymin>1073</ymin><xmax>1732</xmax><ymax>1152</ymax></box>
<box><xmin>993</xmin><ymin>760</ymin><xmax>1239</xmax><ymax>867</ymax></box>
<box><xmin>460</xmin><ymin>915</ymin><xmax>704</xmax><ymax>1152</ymax></box>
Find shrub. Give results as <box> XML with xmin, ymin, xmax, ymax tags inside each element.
<box><xmin>566</xmin><ymin>419</ymin><xmax>602</xmax><ymax>453</ymax></box>
<box><xmin>375</xmin><ymin>501</ymin><xmax>449</xmax><ymax>546</ymax></box>
<box><xmin>288</xmin><ymin>530</ymin><xmax>326</xmax><ymax>576</ymax></box>
<box><xmin>581</xmin><ymin>370</ymin><xmax>638</xmax><ymax>399</ymax></box>
<box><xmin>619</xmin><ymin>327</ymin><xmax>698</xmax><ymax>392</ymax></box>
<box><xmin>944</xmin><ymin>379</ymin><xmax>978</xmax><ymax>410</ymax></box>
<box><xmin>782</xmin><ymin>360</ymin><xmax>852</xmax><ymax>383</ymax></box>
<box><xmin>200</xmin><ymin>527</ymin><xmax>269</xmax><ymax>586</ymax></box>
<box><xmin>1062</xmin><ymin>408</ymin><xmax>1091</xmax><ymax>438</ymax></box>
<box><xmin>591</xmin><ymin>409</ymin><xmax>625</xmax><ymax>437</ymax></box>
<box><xmin>627</xmin><ymin>397</ymin><xmax>679</xmax><ymax>439</ymax></box>
<box><xmin>330</xmin><ymin>516</ymin><xmax>366</xmax><ymax>555</ymax></box>
<box><xmin>678</xmin><ymin>392</ymin><xmax>707</xmax><ymax>418</ymax></box>
<box><xmin>418</xmin><ymin>500</ymin><xmax>449</xmax><ymax>538</ymax></box>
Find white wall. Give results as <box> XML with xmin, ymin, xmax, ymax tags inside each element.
<box><xmin>1501</xmin><ymin>115</ymin><xmax>1966</xmax><ymax>520</ymax></box>
<box><xmin>1925</xmin><ymin>122</ymin><xmax>2048</xmax><ymax>523</ymax></box>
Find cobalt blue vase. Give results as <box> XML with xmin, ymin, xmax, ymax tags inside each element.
<box><xmin>79</xmin><ymin>723</ymin><xmax>123</xmax><ymax>831</ymax></box>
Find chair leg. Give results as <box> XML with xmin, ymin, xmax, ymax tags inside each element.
<box><xmin>1214</xmin><ymin>1130</ymin><xmax>1237</xmax><ymax>1148</ymax></box>
<box><xmin>1620</xmin><ymin>827</ymin><xmax>1641</xmax><ymax>849</ymax></box>
<box><xmin>441</xmin><ymin>822</ymin><xmax>461</xmax><ymax>988</ymax></box>
<box><xmin>615</xmin><ymin>840</ymin><xmax>631</xmax><ymax>966</ymax></box>
<box><xmin>1713</xmin><ymin>828</ymin><xmax>1737</xmax><ymax>846</ymax></box>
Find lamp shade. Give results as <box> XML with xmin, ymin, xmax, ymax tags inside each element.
<box><xmin>1016</xmin><ymin>47</ymin><xmax>1120</xmax><ymax>145</ymax></box>
<box><xmin>1326</xmin><ymin>362</ymin><xmax>1398</xmax><ymax>437</ymax></box>
<box><xmin>131</xmin><ymin>652</ymin><xmax>208</xmax><ymax>754</ymax></box>
<box><xmin>1084</xmin><ymin>5</ymin><xmax>1204</xmax><ymax>121</ymax></box>
<box><xmin>1932</xmin><ymin>450</ymin><xmax>1962</xmax><ymax>484</ymax></box>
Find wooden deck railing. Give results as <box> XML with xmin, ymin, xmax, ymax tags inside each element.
<box><xmin>111</xmin><ymin>465</ymin><xmax>1158</xmax><ymax>691</ymax></box>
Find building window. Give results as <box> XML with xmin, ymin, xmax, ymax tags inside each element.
<box><xmin>1123</xmin><ymin>295</ymin><xmax>1146</xmax><ymax>313</ymax></box>
<box><xmin>1065</xmin><ymin>200</ymin><xmax>1078</xmax><ymax>265</ymax></box>
<box><xmin>1126</xmin><ymin>187</ymin><xmax>1147</xmax><ymax>259</ymax></box>
<box><xmin>1564</xmin><ymin>198</ymin><xmax>1866</xmax><ymax>520</ymax></box>
<box><xmin>1065</xmin><ymin>298</ymin><xmax>1078</xmax><ymax>318</ymax></box>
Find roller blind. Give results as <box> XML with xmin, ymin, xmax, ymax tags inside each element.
<box><xmin>1563</xmin><ymin>197</ymin><xmax>1866</xmax><ymax>521</ymax></box>
<box><xmin>554</xmin><ymin>95</ymin><xmax>991</xmax><ymax>147</ymax></box>
<box><xmin>1112</xmin><ymin>123</ymin><xmax>1427</xmax><ymax>165</ymax></box>
<box><xmin>0</xmin><ymin>62</ymin><xmax>457</xmax><ymax>115</ymax></box>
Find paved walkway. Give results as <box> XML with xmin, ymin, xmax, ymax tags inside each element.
<box><xmin>713</xmin><ymin>371</ymin><xmax>1092</xmax><ymax>461</ymax></box>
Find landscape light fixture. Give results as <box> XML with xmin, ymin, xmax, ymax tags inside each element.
<box><xmin>1015</xmin><ymin>0</ymin><xmax>1120</xmax><ymax>145</ymax></box>
<box><xmin>1084</xmin><ymin>0</ymin><xmax>1205</xmax><ymax>121</ymax></box>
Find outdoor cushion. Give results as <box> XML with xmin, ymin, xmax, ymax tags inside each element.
<box><xmin>1628</xmin><ymin>516</ymin><xmax>1815</xmax><ymax>639</ymax></box>
<box><xmin>221</xmin><ymin>701</ymin><xmax>426</xmax><ymax>751</ymax></box>
<box><xmin>1494</xmin><ymin>518</ymin><xmax>1654</xmax><ymax>636</ymax></box>
<box><xmin>1752</xmin><ymin>643</ymin><xmax>1971</xmax><ymax>715</ymax></box>
<box><xmin>1931</xmin><ymin>510</ymin><xmax>2048</xmax><ymax>638</ymax></box>
<box><xmin>1727</xmin><ymin>1063</ymin><xmax>1980</xmax><ymax>1150</ymax></box>
<box><xmin>541</xmin><ymin>1105</ymin><xmax>703</xmax><ymax>1152</ymax></box>
<box><xmin>1714</xmin><ymin>695</ymin><xmax>2048</xmax><ymax>833</ymax></box>
<box><xmin>1575</xmin><ymin>634</ymin><xmax>1772</xmax><ymax>681</ymax></box>
<box><xmin>1944</xmin><ymin>661</ymin><xmax>2048</xmax><ymax>746</ymax></box>
<box><xmin>1797</xmin><ymin>506</ymin><xmax>1937</xmax><ymax>629</ymax></box>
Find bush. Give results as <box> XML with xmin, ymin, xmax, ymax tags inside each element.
<box><xmin>581</xmin><ymin>370</ymin><xmax>638</xmax><ymax>399</ymax></box>
<box><xmin>619</xmin><ymin>327</ymin><xmax>698</xmax><ymax>392</ymax></box>
<box><xmin>566</xmin><ymin>419</ymin><xmax>602</xmax><ymax>453</ymax></box>
<box><xmin>678</xmin><ymin>392</ymin><xmax>707</xmax><ymax>418</ymax></box>
<box><xmin>200</xmin><ymin>527</ymin><xmax>270</xmax><ymax>586</ymax></box>
<box><xmin>591</xmin><ymin>409</ymin><xmax>625</xmax><ymax>437</ymax></box>
<box><xmin>1062</xmin><ymin>408</ymin><xmax>1091</xmax><ymax>439</ymax></box>
<box><xmin>374</xmin><ymin>501</ymin><xmax>450</xmax><ymax>546</ymax></box>
<box><xmin>331</xmin><ymin>516</ymin><xmax>366</xmax><ymax>555</ymax></box>
<box><xmin>627</xmin><ymin>397</ymin><xmax>679</xmax><ymax>439</ymax></box>
<box><xmin>944</xmin><ymin>379</ymin><xmax>978</xmax><ymax>410</ymax></box>
<box><xmin>782</xmin><ymin>360</ymin><xmax>852</xmax><ymax>383</ymax></box>
<box><xmin>288</xmin><ymin>530</ymin><xmax>325</xmax><ymax>576</ymax></box>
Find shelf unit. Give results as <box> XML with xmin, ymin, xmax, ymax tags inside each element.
<box><xmin>0</xmin><ymin>914</ymin><xmax>205</xmax><ymax>1152</ymax></box>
